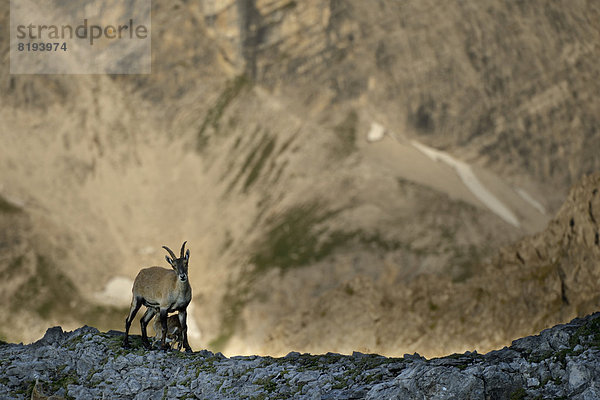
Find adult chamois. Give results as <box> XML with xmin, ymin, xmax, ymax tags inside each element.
<box><xmin>123</xmin><ymin>241</ymin><xmax>192</xmax><ymax>352</ymax></box>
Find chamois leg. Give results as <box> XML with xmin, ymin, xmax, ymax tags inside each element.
<box><xmin>178</xmin><ymin>310</ymin><xmax>193</xmax><ymax>353</ymax></box>
<box><xmin>174</xmin><ymin>324</ymin><xmax>183</xmax><ymax>351</ymax></box>
<box><xmin>123</xmin><ymin>296</ymin><xmax>142</xmax><ymax>348</ymax></box>
<box><xmin>140</xmin><ymin>307</ymin><xmax>157</xmax><ymax>349</ymax></box>
<box><xmin>160</xmin><ymin>309</ymin><xmax>170</xmax><ymax>351</ymax></box>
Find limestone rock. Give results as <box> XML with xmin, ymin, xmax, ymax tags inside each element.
<box><xmin>1</xmin><ymin>313</ymin><xmax>599</xmax><ymax>399</ymax></box>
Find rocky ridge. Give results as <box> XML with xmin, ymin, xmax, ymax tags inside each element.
<box><xmin>2</xmin><ymin>313</ymin><xmax>600</xmax><ymax>399</ymax></box>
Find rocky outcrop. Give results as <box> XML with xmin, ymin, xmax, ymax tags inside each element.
<box><xmin>255</xmin><ymin>173</ymin><xmax>600</xmax><ymax>358</ymax></box>
<box><xmin>1</xmin><ymin>313</ymin><xmax>600</xmax><ymax>399</ymax></box>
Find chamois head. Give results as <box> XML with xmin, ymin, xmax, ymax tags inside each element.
<box><xmin>163</xmin><ymin>241</ymin><xmax>190</xmax><ymax>282</ymax></box>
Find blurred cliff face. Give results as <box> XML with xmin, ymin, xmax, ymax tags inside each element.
<box><xmin>0</xmin><ymin>0</ymin><xmax>599</xmax><ymax>357</ymax></box>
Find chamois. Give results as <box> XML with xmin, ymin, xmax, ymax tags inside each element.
<box><xmin>152</xmin><ymin>314</ymin><xmax>183</xmax><ymax>350</ymax></box>
<box><xmin>123</xmin><ymin>241</ymin><xmax>193</xmax><ymax>352</ymax></box>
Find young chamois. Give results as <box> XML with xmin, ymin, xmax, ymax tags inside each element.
<box><xmin>123</xmin><ymin>241</ymin><xmax>193</xmax><ymax>352</ymax></box>
<box><xmin>152</xmin><ymin>314</ymin><xmax>183</xmax><ymax>350</ymax></box>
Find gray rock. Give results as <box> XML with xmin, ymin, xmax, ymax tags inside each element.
<box><xmin>568</xmin><ymin>363</ymin><xmax>591</xmax><ymax>391</ymax></box>
<box><xmin>527</xmin><ymin>377</ymin><xmax>539</xmax><ymax>387</ymax></box>
<box><xmin>34</xmin><ymin>326</ymin><xmax>64</xmax><ymax>346</ymax></box>
<box><xmin>578</xmin><ymin>385</ymin><xmax>600</xmax><ymax>400</ymax></box>
<box><xmin>1</xmin><ymin>315</ymin><xmax>600</xmax><ymax>399</ymax></box>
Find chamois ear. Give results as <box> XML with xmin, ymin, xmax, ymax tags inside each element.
<box><xmin>165</xmin><ymin>255</ymin><xmax>174</xmax><ymax>267</ymax></box>
<box><xmin>185</xmin><ymin>249</ymin><xmax>190</xmax><ymax>262</ymax></box>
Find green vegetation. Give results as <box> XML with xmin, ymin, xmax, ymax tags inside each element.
<box><xmin>552</xmin><ymin>316</ymin><xmax>600</xmax><ymax>365</ymax></box>
<box><xmin>197</xmin><ymin>75</ymin><xmax>252</xmax><ymax>151</ymax></box>
<box><xmin>212</xmin><ymin>201</ymin><xmax>403</xmax><ymax>350</ymax></box>
<box><xmin>343</xmin><ymin>284</ymin><xmax>355</xmax><ymax>296</ymax></box>
<box><xmin>50</xmin><ymin>372</ymin><xmax>79</xmax><ymax>394</ymax></box>
<box><xmin>4</xmin><ymin>255</ymin><xmax>24</xmax><ymax>275</ymax></box>
<box><xmin>244</xmin><ymin>135</ymin><xmax>276</xmax><ymax>191</ymax></box>
<box><xmin>13</xmin><ymin>254</ymin><xmax>78</xmax><ymax>319</ymax></box>
<box><xmin>569</xmin><ymin>314</ymin><xmax>600</xmax><ymax>349</ymax></box>
<box><xmin>428</xmin><ymin>301</ymin><xmax>439</xmax><ymax>312</ymax></box>
<box><xmin>10</xmin><ymin>252</ymin><xmax>129</xmax><ymax>332</ymax></box>
<box><xmin>526</xmin><ymin>349</ymin><xmax>550</xmax><ymax>363</ymax></box>
<box><xmin>250</xmin><ymin>202</ymin><xmax>340</xmax><ymax>273</ymax></box>
<box><xmin>83</xmin><ymin>304</ymin><xmax>130</xmax><ymax>332</ymax></box>
<box><xmin>193</xmin><ymin>356</ymin><xmax>218</xmax><ymax>374</ymax></box>
<box><xmin>254</xmin><ymin>376</ymin><xmax>278</xmax><ymax>393</ymax></box>
<box><xmin>364</xmin><ymin>372</ymin><xmax>384</xmax><ymax>383</ymax></box>
<box><xmin>332</xmin><ymin>110</ymin><xmax>358</xmax><ymax>158</ymax></box>
<box><xmin>553</xmin><ymin>348</ymin><xmax>575</xmax><ymax>366</ymax></box>
<box><xmin>509</xmin><ymin>387</ymin><xmax>527</xmax><ymax>400</ymax></box>
<box><xmin>221</xmin><ymin>230</ymin><xmax>234</xmax><ymax>252</ymax></box>
<box><xmin>281</xmin><ymin>1</ymin><xmax>297</xmax><ymax>11</ymax></box>
<box><xmin>11</xmin><ymin>381</ymin><xmax>33</xmax><ymax>397</ymax></box>
<box><xmin>208</xmin><ymin>332</ymin><xmax>233</xmax><ymax>354</ymax></box>
<box><xmin>428</xmin><ymin>352</ymin><xmax>484</xmax><ymax>371</ymax></box>
<box><xmin>450</xmin><ymin>244</ymin><xmax>485</xmax><ymax>283</ymax></box>
<box><xmin>250</xmin><ymin>203</ymin><xmax>402</xmax><ymax>274</ymax></box>
<box><xmin>209</xmin><ymin>277</ymin><xmax>250</xmax><ymax>351</ymax></box>
<box><xmin>103</xmin><ymin>333</ymin><xmax>149</xmax><ymax>357</ymax></box>
<box><xmin>332</xmin><ymin>375</ymin><xmax>348</xmax><ymax>389</ymax></box>
<box><xmin>86</xmin><ymin>364</ymin><xmax>104</xmax><ymax>387</ymax></box>
<box><xmin>526</xmin><ymin>316</ymin><xmax>600</xmax><ymax>365</ymax></box>
<box><xmin>0</xmin><ymin>195</ymin><xmax>21</xmax><ymax>214</ymax></box>
<box><xmin>227</xmin><ymin>131</ymin><xmax>278</xmax><ymax>193</ymax></box>
<box><xmin>226</xmin><ymin>129</ymin><xmax>278</xmax><ymax>194</ymax></box>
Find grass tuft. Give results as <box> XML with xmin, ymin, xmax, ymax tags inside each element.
<box><xmin>197</xmin><ymin>75</ymin><xmax>251</xmax><ymax>151</ymax></box>
<box><xmin>0</xmin><ymin>195</ymin><xmax>21</xmax><ymax>214</ymax></box>
<box><xmin>331</xmin><ymin>110</ymin><xmax>358</xmax><ymax>158</ymax></box>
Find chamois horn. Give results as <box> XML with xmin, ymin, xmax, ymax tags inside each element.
<box><xmin>180</xmin><ymin>241</ymin><xmax>187</xmax><ymax>258</ymax></box>
<box><xmin>162</xmin><ymin>245</ymin><xmax>177</xmax><ymax>260</ymax></box>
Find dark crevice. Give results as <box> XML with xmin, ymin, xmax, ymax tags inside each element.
<box><xmin>588</xmin><ymin>201</ymin><xmax>597</xmax><ymax>224</ymax></box>
<box><xmin>535</xmin><ymin>248</ymin><xmax>543</xmax><ymax>260</ymax></box>
<box><xmin>516</xmin><ymin>252</ymin><xmax>525</xmax><ymax>265</ymax></box>
<box><xmin>569</xmin><ymin>217</ymin><xmax>575</xmax><ymax>232</ymax></box>
<box><xmin>561</xmin><ymin>282</ymin><xmax>569</xmax><ymax>305</ymax></box>
<box><xmin>481</xmin><ymin>374</ymin><xmax>487</xmax><ymax>398</ymax></box>
<box><xmin>557</xmin><ymin>267</ymin><xmax>569</xmax><ymax>306</ymax></box>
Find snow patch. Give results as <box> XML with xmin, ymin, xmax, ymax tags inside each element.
<box><xmin>367</xmin><ymin>122</ymin><xmax>385</xmax><ymax>142</ymax></box>
<box><xmin>411</xmin><ymin>140</ymin><xmax>520</xmax><ymax>227</ymax></box>
<box><xmin>95</xmin><ymin>276</ymin><xmax>134</xmax><ymax>306</ymax></box>
<box><xmin>515</xmin><ymin>188</ymin><xmax>546</xmax><ymax>215</ymax></box>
